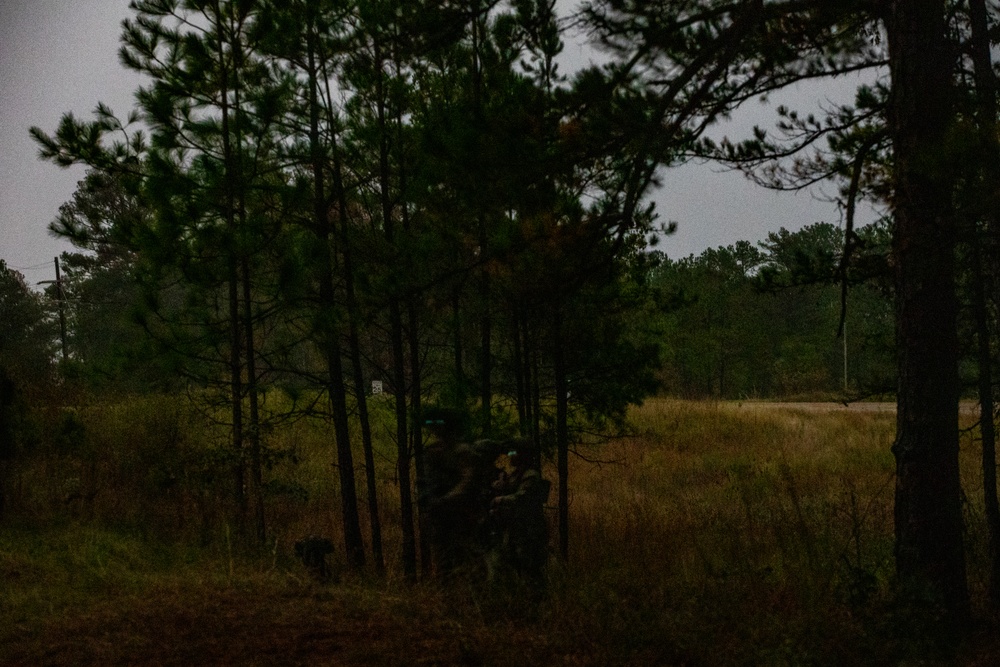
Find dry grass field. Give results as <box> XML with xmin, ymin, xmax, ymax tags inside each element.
<box><xmin>2</xmin><ymin>398</ymin><xmax>999</xmax><ymax>665</ymax></box>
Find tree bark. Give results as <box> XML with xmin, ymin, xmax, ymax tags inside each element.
<box><xmin>554</xmin><ymin>306</ymin><xmax>569</xmax><ymax>561</ymax></box>
<box><xmin>390</xmin><ymin>299</ymin><xmax>417</xmax><ymax>581</ymax></box>
<box><xmin>375</xmin><ymin>39</ymin><xmax>417</xmax><ymax>580</ymax></box>
<box><xmin>332</xmin><ymin>130</ymin><xmax>384</xmax><ymax>575</ymax></box>
<box><xmin>308</xmin><ymin>23</ymin><xmax>364</xmax><ymax>569</ymax></box>
<box><xmin>241</xmin><ymin>256</ymin><xmax>266</xmax><ymax>545</ymax></box>
<box><xmin>399</xmin><ymin>137</ymin><xmax>432</xmax><ymax>578</ymax></box>
<box><xmin>967</xmin><ymin>0</ymin><xmax>1000</xmax><ymax>609</ymax></box>
<box><xmin>230</xmin><ymin>17</ymin><xmax>266</xmax><ymax>547</ymax></box>
<box><xmin>452</xmin><ymin>290</ymin><xmax>466</xmax><ymax>405</ymax></box>
<box><xmin>409</xmin><ymin>303</ymin><xmax>432</xmax><ymax>578</ymax></box>
<box><xmin>214</xmin><ymin>1</ymin><xmax>247</xmax><ymax>535</ymax></box>
<box><xmin>513</xmin><ymin>310</ymin><xmax>527</xmax><ymax>435</ymax></box>
<box><xmin>310</xmin><ymin>6</ymin><xmax>387</xmax><ymax>574</ymax></box>
<box><xmin>325</xmin><ymin>335</ymin><xmax>366</xmax><ymax>570</ymax></box>
<box><xmin>472</xmin><ymin>10</ymin><xmax>493</xmax><ymax>437</ymax></box>
<box><xmin>884</xmin><ymin>0</ymin><xmax>969</xmax><ymax>621</ymax></box>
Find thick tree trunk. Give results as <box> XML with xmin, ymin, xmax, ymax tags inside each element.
<box><xmin>968</xmin><ymin>0</ymin><xmax>1000</xmax><ymax>608</ymax></box>
<box><xmin>884</xmin><ymin>0</ymin><xmax>968</xmax><ymax>621</ymax></box>
<box><xmin>971</xmin><ymin>237</ymin><xmax>1000</xmax><ymax>605</ymax></box>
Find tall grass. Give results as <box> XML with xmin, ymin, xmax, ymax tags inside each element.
<box><xmin>2</xmin><ymin>396</ymin><xmax>996</xmax><ymax>665</ymax></box>
<box><xmin>553</xmin><ymin>400</ymin><xmax>901</xmax><ymax>664</ymax></box>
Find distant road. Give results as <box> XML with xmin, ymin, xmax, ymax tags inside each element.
<box><xmin>739</xmin><ymin>402</ymin><xmax>896</xmax><ymax>412</ymax></box>
<box><xmin>734</xmin><ymin>401</ymin><xmax>979</xmax><ymax>414</ymax></box>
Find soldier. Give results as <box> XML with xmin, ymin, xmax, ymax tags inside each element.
<box><xmin>466</xmin><ymin>438</ymin><xmax>511</xmax><ymax>555</ymax></box>
<box><xmin>421</xmin><ymin>407</ymin><xmax>480</xmax><ymax>578</ymax></box>
<box><xmin>490</xmin><ymin>443</ymin><xmax>550</xmax><ymax>586</ymax></box>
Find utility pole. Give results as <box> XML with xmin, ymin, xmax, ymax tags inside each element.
<box><xmin>54</xmin><ymin>257</ymin><xmax>68</xmax><ymax>362</ymax></box>
<box><xmin>38</xmin><ymin>256</ymin><xmax>68</xmax><ymax>362</ymax></box>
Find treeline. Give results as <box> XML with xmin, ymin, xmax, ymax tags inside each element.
<box><xmin>654</xmin><ymin>221</ymin><xmax>895</xmax><ymax>399</ymax></box>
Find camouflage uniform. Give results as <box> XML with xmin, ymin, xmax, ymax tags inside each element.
<box><xmin>424</xmin><ymin>436</ymin><xmax>513</xmax><ymax>575</ymax></box>
<box><xmin>491</xmin><ymin>451</ymin><xmax>550</xmax><ymax>585</ymax></box>
<box><xmin>423</xmin><ymin>434</ymin><xmax>478</xmax><ymax>578</ymax></box>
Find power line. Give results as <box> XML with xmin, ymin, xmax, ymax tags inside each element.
<box><xmin>9</xmin><ymin>261</ymin><xmax>55</xmax><ymax>272</ymax></box>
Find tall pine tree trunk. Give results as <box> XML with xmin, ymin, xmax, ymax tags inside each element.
<box><xmin>968</xmin><ymin>0</ymin><xmax>1000</xmax><ymax>608</ymax></box>
<box><xmin>214</xmin><ymin>1</ymin><xmax>247</xmax><ymax>535</ymax></box>
<box><xmin>554</xmin><ymin>306</ymin><xmax>569</xmax><ymax>561</ymax></box>
<box><xmin>325</xmin><ymin>334</ymin><xmax>366</xmax><ymax>569</ymax></box>
<box><xmin>308</xmin><ymin>7</ymin><xmax>386</xmax><ymax>573</ymax></box>
<box><xmin>331</xmin><ymin>129</ymin><xmax>384</xmax><ymax>575</ymax></box>
<box><xmin>308</xmin><ymin>27</ymin><xmax>364</xmax><ymax>569</ymax></box>
<box><xmin>398</xmin><ymin>127</ymin><xmax>432</xmax><ymax>576</ymax></box>
<box><xmin>452</xmin><ymin>289</ymin><xmax>466</xmax><ymax>405</ymax></box>
<box><xmin>241</xmin><ymin>256</ymin><xmax>265</xmax><ymax>545</ymax></box>
<box><xmin>471</xmin><ymin>5</ymin><xmax>493</xmax><ymax>436</ymax></box>
<box><xmin>885</xmin><ymin>0</ymin><xmax>969</xmax><ymax>622</ymax></box>
<box><xmin>513</xmin><ymin>311</ymin><xmax>527</xmax><ymax>434</ymax></box>
<box><xmin>230</xmin><ymin>20</ymin><xmax>265</xmax><ymax>547</ymax></box>
<box><xmin>227</xmin><ymin>263</ymin><xmax>246</xmax><ymax>531</ymax></box>
<box><xmin>375</xmin><ymin>40</ymin><xmax>417</xmax><ymax>580</ymax></box>
<box><xmin>409</xmin><ymin>303</ymin><xmax>432</xmax><ymax>577</ymax></box>
<box><xmin>971</xmin><ymin>236</ymin><xmax>999</xmax><ymax>605</ymax></box>
<box><xmin>390</xmin><ymin>299</ymin><xmax>416</xmax><ymax>580</ymax></box>
<box><xmin>531</xmin><ymin>328</ymin><xmax>542</xmax><ymax>450</ymax></box>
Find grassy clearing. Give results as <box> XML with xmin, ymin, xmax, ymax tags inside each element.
<box><xmin>2</xmin><ymin>397</ymin><xmax>999</xmax><ymax>665</ymax></box>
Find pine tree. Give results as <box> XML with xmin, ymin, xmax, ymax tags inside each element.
<box><xmin>259</xmin><ymin>0</ymin><xmax>368</xmax><ymax>570</ymax></box>
<box><xmin>582</xmin><ymin>0</ymin><xmax>974</xmax><ymax>626</ymax></box>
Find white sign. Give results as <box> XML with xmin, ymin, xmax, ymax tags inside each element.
<box><xmin>371</xmin><ymin>380</ymin><xmax>383</xmax><ymax>395</ymax></box>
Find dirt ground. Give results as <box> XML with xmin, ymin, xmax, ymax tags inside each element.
<box><xmin>3</xmin><ymin>583</ymin><xmax>571</xmax><ymax>667</ymax></box>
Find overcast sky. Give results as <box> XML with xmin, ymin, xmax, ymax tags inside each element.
<box><xmin>0</xmin><ymin>1</ymin><xmax>881</xmax><ymax>288</ymax></box>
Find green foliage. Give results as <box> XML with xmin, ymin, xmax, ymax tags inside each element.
<box><xmin>48</xmin><ymin>170</ymin><xmax>173</xmax><ymax>392</ymax></box>
<box><xmin>0</xmin><ymin>261</ymin><xmax>56</xmax><ymax>389</ymax></box>
<box><xmin>654</xmin><ymin>223</ymin><xmax>895</xmax><ymax>399</ymax></box>
<box><xmin>51</xmin><ymin>409</ymin><xmax>88</xmax><ymax>457</ymax></box>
